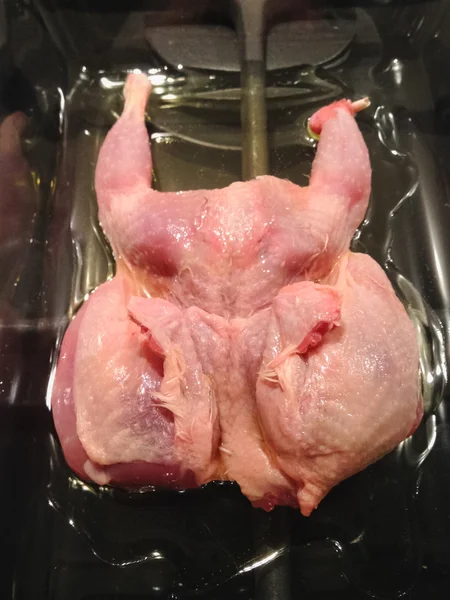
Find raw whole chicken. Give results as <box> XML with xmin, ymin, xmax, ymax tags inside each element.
<box><xmin>52</xmin><ymin>73</ymin><xmax>421</xmax><ymax>516</ymax></box>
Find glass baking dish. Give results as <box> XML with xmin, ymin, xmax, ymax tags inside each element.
<box><xmin>1</xmin><ymin>1</ymin><xmax>449</xmax><ymax>598</ymax></box>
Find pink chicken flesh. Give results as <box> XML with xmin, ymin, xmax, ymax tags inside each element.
<box><xmin>52</xmin><ymin>74</ymin><xmax>421</xmax><ymax>516</ymax></box>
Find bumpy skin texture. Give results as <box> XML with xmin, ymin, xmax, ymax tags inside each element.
<box><xmin>256</xmin><ymin>253</ymin><xmax>420</xmax><ymax>515</ymax></box>
<box><xmin>52</xmin><ymin>74</ymin><xmax>421</xmax><ymax>515</ymax></box>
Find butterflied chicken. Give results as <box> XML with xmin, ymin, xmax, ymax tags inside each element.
<box><xmin>52</xmin><ymin>73</ymin><xmax>421</xmax><ymax>516</ymax></box>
